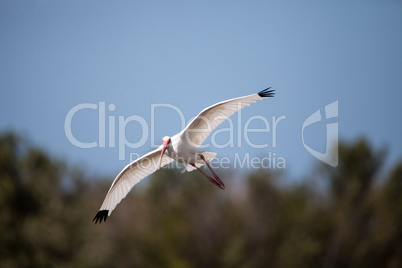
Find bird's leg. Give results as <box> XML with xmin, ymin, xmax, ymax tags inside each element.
<box><xmin>199</xmin><ymin>154</ymin><xmax>225</xmax><ymax>189</ymax></box>
<box><xmin>190</xmin><ymin>163</ymin><xmax>225</xmax><ymax>190</ymax></box>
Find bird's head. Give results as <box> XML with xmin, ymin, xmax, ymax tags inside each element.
<box><xmin>158</xmin><ymin>136</ymin><xmax>171</xmax><ymax>169</ymax></box>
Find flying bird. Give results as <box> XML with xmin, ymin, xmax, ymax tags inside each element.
<box><xmin>93</xmin><ymin>88</ymin><xmax>275</xmax><ymax>224</ymax></box>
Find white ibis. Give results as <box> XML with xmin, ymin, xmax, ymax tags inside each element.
<box><xmin>93</xmin><ymin>88</ymin><xmax>275</xmax><ymax>223</ymax></box>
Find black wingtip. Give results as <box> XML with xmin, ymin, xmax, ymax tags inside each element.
<box><xmin>257</xmin><ymin>87</ymin><xmax>275</xmax><ymax>98</ymax></box>
<box><xmin>93</xmin><ymin>210</ymin><xmax>109</xmax><ymax>224</ymax></box>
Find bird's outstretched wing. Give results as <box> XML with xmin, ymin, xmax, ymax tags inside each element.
<box><xmin>93</xmin><ymin>148</ymin><xmax>174</xmax><ymax>224</ymax></box>
<box><xmin>180</xmin><ymin>88</ymin><xmax>275</xmax><ymax>147</ymax></box>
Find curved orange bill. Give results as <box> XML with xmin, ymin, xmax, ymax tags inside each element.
<box><xmin>158</xmin><ymin>141</ymin><xmax>169</xmax><ymax>170</ymax></box>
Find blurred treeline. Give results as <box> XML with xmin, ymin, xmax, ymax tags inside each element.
<box><xmin>0</xmin><ymin>131</ymin><xmax>401</xmax><ymax>268</ymax></box>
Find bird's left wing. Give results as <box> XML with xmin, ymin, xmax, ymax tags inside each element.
<box><xmin>93</xmin><ymin>147</ymin><xmax>174</xmax><ymax>224</ymax></box>
<box><xmin>180</xmin><ymin>88</ymin><xmax>275</xmax><ymax>147</ymax></box>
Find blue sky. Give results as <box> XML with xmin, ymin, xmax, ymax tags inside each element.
<box><xmin>1</xmin><ymin>1</ymin><xmax>401</xmax><ymax>181</ymax></box>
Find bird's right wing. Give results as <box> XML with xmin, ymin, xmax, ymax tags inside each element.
<box><xmin>93</xmin><ymin>147</ymin><xmax>174</xmax><ymax>224</ymax></box>
<box><xmin>180</xmin><ymin>88</ymin><xmax>275</xmax><ymax>147</ymax></box>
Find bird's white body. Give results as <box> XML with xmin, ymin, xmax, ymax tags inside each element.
<box><xmin>93</xmin><ymin>88</ymin><xmax>275</xmax><ymax>223</ymax></box>
<box><xmin>164</xmin><ymin>133</ymin><xmax>215</xmax><ymax>171</ymax></box>
<box><xmin>165</xmin><ymin>133</ymin><xmax>200</xmax><ymax>164</ymax></box>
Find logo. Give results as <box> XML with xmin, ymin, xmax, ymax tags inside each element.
<box><xmin>302</xmin><ymin>101</ymin><xmax>338</xmax><ymax>167</ymax></box>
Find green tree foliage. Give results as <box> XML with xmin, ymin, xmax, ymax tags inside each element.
<box><xmin>0</xmin><ymin>133</ymin><xmax>401</xmax><ymax>267</ymax></box>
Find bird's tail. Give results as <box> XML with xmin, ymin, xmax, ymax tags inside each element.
<box><xmin>186</xmin><ymin>151</ymin><xmax>217</xmax><ymax>172</ymax></box>
<box><xmin>201</xmin><ymin>151</ymin><xmax>217</xmax><ymax>162</ymax></box>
